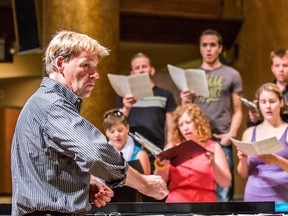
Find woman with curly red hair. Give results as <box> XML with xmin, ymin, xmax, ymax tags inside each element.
<box><xmin>154</xmin><ymin>103</ymin><xmax>231</xmax><ymax>202</ymax></box>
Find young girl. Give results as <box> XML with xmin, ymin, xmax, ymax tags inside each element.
<box><xmin>154</xmin><ymin>103</ymin><xmax>231</xmax><ymax>202</ymax></box>
<box><xmin>237</xmin><ymin>83</ymin><xmax>288</xmax><ymax>201</ymax></box>
<box><xmin>103</xmin><ymin>108</ymin><xmax>150</xmax><ymax>175</ymax></box>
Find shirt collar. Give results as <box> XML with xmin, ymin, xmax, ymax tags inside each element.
<box><xmin>41</xmin><ymin>77</ymin><xmax>83</xmax><ymax>112</ymax></box>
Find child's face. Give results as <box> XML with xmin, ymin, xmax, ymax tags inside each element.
<box><xmin>105</xmin><ymin>122</ymin><xmax>129</xmax><ymax>151</ymax></box>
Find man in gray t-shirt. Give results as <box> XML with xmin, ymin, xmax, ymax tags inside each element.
<box><xmin>181</xmin><ymin>29</ymin><xmax>243</xmax><ymax>202</ymax></box>
<box><xmin>194</xmin><ymin>65</ymin><xmax>242</xmax><ymax>136</ymax></box>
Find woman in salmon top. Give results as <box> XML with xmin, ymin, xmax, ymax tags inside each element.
<box><xmin>154</xmin><ymin>103</ymin><xmax>231</xmax><ymax>202</ymax></box>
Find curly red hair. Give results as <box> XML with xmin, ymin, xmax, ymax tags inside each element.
<box><xmin>171</xmin><ymin>103</ymin><xmax>211</xmax><ymax>144</ymax></box>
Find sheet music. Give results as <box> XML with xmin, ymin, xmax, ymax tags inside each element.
<box><xmin>240</xmin><ymin>97</ymin><xmax>257</xmax><ymax>109</ymax></box>
<box><xmin>167</xmin><ymin>64</ymin><xmax>209</xmax><ymax>97</ymax></box>
<box><xmin>231</xmin><ymin>136</ymin><xmax>283</xmax><ymax>156</ymax></box>
<box><xmin>107</xmin><ymin>73</ymin><xmax>153</xmax><ymax>99</ymax></box>
<box><xmin>129</xmin><ymin>132</ymin><xmax>162</xmax><ymax>156</ymax></box>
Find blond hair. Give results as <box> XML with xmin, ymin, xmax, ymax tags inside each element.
<box><xmin>255</xmin><ymin>82</ymin><xmax>287</xmax><ymax>115</ymax></box>
<box><xmin>44</xmin><ymin>30</ymin><xmax>110</xmax><ymax>75</ymax></box>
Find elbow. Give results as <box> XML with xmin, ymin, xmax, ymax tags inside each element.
<box><xmin>219</xmin><ymin>178</ymin><xmax>232</xmax><ymax>188</ymax></box>
<box><xmin>222</xmin><ymin>179</ymin><xmax>232</xmax><ymax>188</ymax></box>
<box><xmin>238</xmin><ymin>172</ymin><xmax>248</xmax><ymax>179</ymax></box>
<box><xmin>237</xmin><ymin>166</ymin><xmax>249</xmax><ymax>179</ymax></box>
<box><xmin>217</xmin><ymin>173</ymin><xmax>232</xmax><ymax>188</ymax></box>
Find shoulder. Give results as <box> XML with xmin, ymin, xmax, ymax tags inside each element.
<box><xmin>220</xmin><ymin>65</ymin><xmax>243</xmax><ymax>91</ymax></box>
<box><xmin>133</xmin><ymin>144</ymin><xmax>142</xmax><ymax>155</ymax></box>
<box><xmin>164</xmin><ymin>142</ymin><xmax>174</xmax><ymax>150</ymax></box>
<box><xmin>153</xmin><ymin>85</ymin><xmax>172</xmax><ymax>95</ymax></box>
<box><xmin>136</xmin><ymin>149</ymin><xmax>149</xmax><ymax>158</ymax></box>
<box><xmin>242</xmin><ymin>126</ymin><xmax>254</xmax><ymax>141</ymax></box>
<box><xmin>153</xmin><ymin>86</ymin><xmax>177</xmax><ymax>109</ymax></box>
<box><xmin>205</xmin><ymin>140</ymin><xmax>223</xmax><ymax>155</ymax></box>
<box><xmin>205</xmin><ymin>139</ymin><xmax>217</xmax><ymax>148</ymax></box>
<box><xmin>217</xmin><ymin>65</ymin><xmax>242</xmax><ymax>80</ymax></box>
<box><xmin>220</xmin><ymin>64</ymin><xmax>240</xmax><ymax>74</ymax></box>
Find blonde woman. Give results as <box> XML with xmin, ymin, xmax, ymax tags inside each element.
<box><xmin>237</xmin><ymin>83</ymin><xmax>288</xmax><ymax>201</ymax></box>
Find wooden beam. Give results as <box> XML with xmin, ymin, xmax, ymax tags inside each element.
<box><xmin>120</xmin><ymin>13</ymin><xmax>242</xmax><ymax>48</ymax></box>
<box><xmin>120</xmin><ymin>0</ymin><xmax>224</xmax><ymax>18</ymax></box>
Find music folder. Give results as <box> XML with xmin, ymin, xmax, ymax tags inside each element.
<box><xmin>157</xmin><ymin>140</ymin><xmax>207</xmax><ymax>166</ymax></box>
<box><xmin>128</xmin><ymin>159</ymin><xmax>144</xmax><ymax>174</ymax></box>
<box><xmin>129</xmin><ymin>132</ymin><xmax>207</xmax><ymax>166</ymax></box>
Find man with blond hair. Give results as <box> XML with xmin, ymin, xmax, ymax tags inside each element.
<box><xmin>11</xmin><ymin>30</ymin><xmax>168</xmax><ymax>216</ymax></box>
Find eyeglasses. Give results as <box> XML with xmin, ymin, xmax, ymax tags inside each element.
<box><xmin>93</xmin><ymin>212</ymin><xmax>121</xmax><ymax>216</ymax></box>
<box><xmin>103</xmin><ymin>110</ymin><xmax>123</xmax><ymax>119</ymax></box>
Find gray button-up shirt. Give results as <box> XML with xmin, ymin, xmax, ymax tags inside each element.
<box><xmin>11</xmin><ymin>77</ymin><xmax>127</xmax><ymax>216</ymax></box>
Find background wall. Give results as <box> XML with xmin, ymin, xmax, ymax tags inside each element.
<box><xmin>233</xmin><ymin>0</ymin><xmax>288</xmax><ymax>196</ymax></box>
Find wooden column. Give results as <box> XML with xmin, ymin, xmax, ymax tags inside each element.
<box><xmin>0</xmin><ymin>108</ymin><xmax>21</xmax><ymax>195</ymax></box>
<box><xmin>42</xmin><ymin>0</ymin><xmax>119</xmax><ymax>130</ymax></box>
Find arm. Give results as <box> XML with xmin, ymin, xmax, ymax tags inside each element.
<box><xmin>180</xmin><ymin>89</ymin><xmax>195</xmax><ymax>104</ymax></box>
<box><xmin>236</xmin><ymin>128</ymin><xmax>252</xmax><ymax>178</ymax></box>
<box><xmin>165</xmin><ymin>112</ymin><xmax>173</xmax><ymax>145</ymax></box>
<box><xmin>213</xmin><ymin>92</ymin><xmax>243</xmax><ymax>146</ymax></box>
<box><xmin>136</xmin><ymin>150</ymin><xmax>151</xmax><ymax>175</ymax></box>
<box><xmin>119</xmin><ymin>95</ymin><xmax>137</xmax><ymax>116</ymax></box>
<box><xmin>236</xmin><ymin>148</ymin><xmax>249</xmax><ymax>178</ymax></box>
<box><xmin>208</xmin><ymin>143</ymin><xmax>232</xmax><ymax>188</ymax></box>
<box><xmin>258</xmin><ymin>154</ymin><xmax>288</xmax><ymax>172</ymax></box>
<box><xmin>124</xmin><ymin>166</ymin><xmax>169</xmax><ymax>200</ymax></box>
<box><xmin>47</xmin><ymin>103</ymin><xmax>128</xmax><ymax>183</ymax></box>
<box><xmin>153</xmin><ymin>158</ymin><xmax>171</xmax><ymax>182</ymax></box>
<box><xmin>229</xmin><ymin>92</ymin><xmax>243</xmax><ymax>138</ymax></box>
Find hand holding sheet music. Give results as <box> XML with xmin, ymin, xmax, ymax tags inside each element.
<box><xmin>130</xmin><ymin>132</ymin><xmax>207</xmax><ymax>166</ymax></box>
<box><xmin>107</xmin><ymin>73</ymin><xmax>153</xmax><ymax>99</ymax></box>
<box><xmin>231</xmin><ymin>136</ymin><xmax>283</xmax><ymax>156</ymax></box>
<box><xmin>167</xmin><ymin>64</ymin><xmax>209</xmax><ymax>97</ymax></box>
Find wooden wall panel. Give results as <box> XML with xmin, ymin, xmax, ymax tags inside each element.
<box><xmin>120</xmin><ymin>0</ymin><xmax>223</xmax><ymax>18</ymax></box>
<box><xmin>119</xmin><ymin>0</ymin><xmax>242</xmax><ymax>48</ymax></box>
<box><xmin>0</xmin><ymin>108</ymin><xmax>20</xmax><ymax>195</ymax></box>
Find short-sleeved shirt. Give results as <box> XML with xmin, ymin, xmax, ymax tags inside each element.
<box><xmin>116</xmin><ymin>85</ymin><xmax>177</xmax><ymax>149</ymax></box>
<box><xmin>194</xmin><ymin>64</ymin><xmax>243</xmax><ymax>134</ymax></box>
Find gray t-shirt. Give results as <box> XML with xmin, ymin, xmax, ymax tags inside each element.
<box><xmin>194</xmin><ymin>64</ymin><xmax>243</xmax><ymax>134</ymax></box>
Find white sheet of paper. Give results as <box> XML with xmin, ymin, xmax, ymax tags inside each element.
<box><xmin>107</xmin><ymin>73</ymin><xmax>153</xmax><ymax>99</ymax></box>
<box><xmin>167</xmin><ymin>64</ymin><xmax>209</xmax><ymax>97</ymax></box>
<box><xmin>167</xmin><ymin>64</ymin><xmax>188</xmax><ymax>90</ymax></box>
<box><xmin>230</xmin><ymin>136</ymin><xmax>284</xmax><ymax>156</ymax></box>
